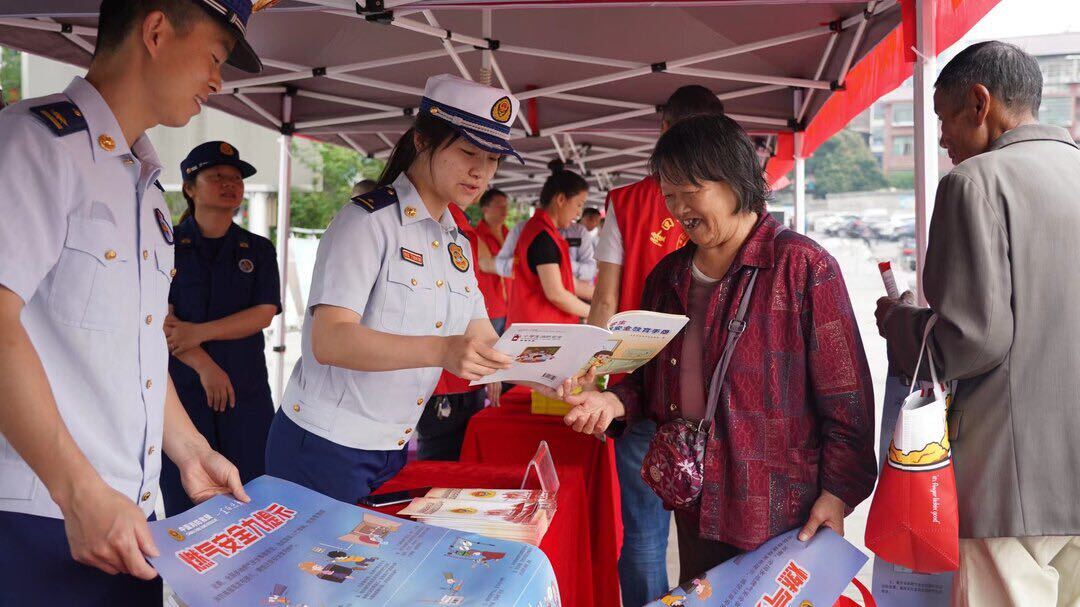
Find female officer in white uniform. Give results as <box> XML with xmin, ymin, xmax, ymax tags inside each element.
<box><xmin>265</xmin><ymin>75</ymin><xmax>520</xmax><ymax>503</ymax></box>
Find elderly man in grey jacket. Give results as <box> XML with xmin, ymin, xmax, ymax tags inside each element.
<box><xmin>876</xmin><ymin>41</ymin><xmax>1080</xmax><ymax>606</ymax></box>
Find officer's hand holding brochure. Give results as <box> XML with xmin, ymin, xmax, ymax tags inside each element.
<box><xmin>646</xmin><ymin>528</ymin><xmax>869</xmax><ymax>607</ymax></box>
<box><xmin>148</xmin><ymin>476</ymin><xmax>560</xmax><ymax>607</ymax></box>
<box><xmin>471</xmin><ymin>310</ymin><xmax>689</xmax><ymax>389</ymax></box>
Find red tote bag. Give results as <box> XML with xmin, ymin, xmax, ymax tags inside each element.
<box><xmin>866</xmin><ymin>316</ymin><xmax>960</xmax><ymax>573</ymax></box>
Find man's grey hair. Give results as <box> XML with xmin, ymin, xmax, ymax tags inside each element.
<box><xmin>935</xmin><ymin>41</ymin><xmax>1043</xmax><ymax>117</ymax></box>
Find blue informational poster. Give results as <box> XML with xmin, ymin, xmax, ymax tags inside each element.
<box><xmin>646</xmin><ymin>528</ymin><xmax>867</xmax><ymax>606</ymax></box>
<box><xmin>871</xmin><ymin>372</ymin><xmax>952</xmax><ymax>607</ymax></box>
<box><xmin>148</xmin><ymin>476</ymin><xmax>560</xmax><ymax>607</ymax></box>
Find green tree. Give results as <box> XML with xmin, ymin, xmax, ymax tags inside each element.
<box><xmin>807</xmin><ymin>129</ymin><xmax>887</xmax><ymax>197</ymax></box>
<box><xmin>289</xmin><ymin>142</ymin><xmax>384</xmax><ymax>229</ymax></box>
<box><xmin>1</xmin><ymin>47</ymin><xmax>22</xmax><ymax>106</ymax></box>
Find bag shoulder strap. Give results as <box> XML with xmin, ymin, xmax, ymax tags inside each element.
<box><xmin>702</xmin><ymin>267</ymin><xmax>759</xmax><ymax>430</ymax></box>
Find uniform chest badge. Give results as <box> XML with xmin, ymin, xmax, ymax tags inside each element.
<box><xmin>448</xmin><ymin>242</ymin><xmax>470</xmax><ymax>273</ymax></box>
<box><xmin>238</xmin><ymin>259</ymin><xmax>255</xmax><ymax>273</ymax></box>
<box><xmin>154</xmin><ymin>208</ymin><xmax>174</xmax><ymax>245</ymax></box>
<box><xmin>401</xmin><ymin>247</ymin><xmax>424</xmax><ymax>266</ymax></box>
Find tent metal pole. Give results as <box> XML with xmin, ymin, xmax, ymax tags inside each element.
<box><xmin>793</xmin><ymin>131</ymin><xmax>807</xmax><ymax>234</ymax></box>
<box><xmin>837</xmin><ymin>0</ymin><xmax>880</xmax><ymax>86</ymax></box>
<box><xmin>913</xmin><ymin>0</ymin><xmax>937</xmax><ymax>305</ymax></box>
<box><xmin>423</xmin><ymin>10</ymin><xmax>473</xmax><ymax>80</ymax></box>
<box><xmin>273</xmin><ymin>92</ymin><xmax>294</xmax><ymax>406</ymax></box>
<box><xmin>487</xmin><ymin>53</ymin><xmax>535</xmax><ymax>135</ymax></box>
<box><xmin>296</xmin><ymin>108</ymin><xmax>409</xmax><ymax>130</ymax></box>
<box><xmin>0</xmin><ymin>17</ymin><xmax>97</xmax><ymax>36</ymax></box>
<box><xmin>294</xmin><ymin>89</ymin><xmax>398</xmax><ymax>112</ymax></box>
<box><xmin>798</xmin><ymin>32</ymin><xmax>840</xmax><ymax>122</ymax></box>
<box><xmin>235</xmin><ymin>93</ymin><xmax>283</xmax><ymax>128</ymax></box>
<box><xmin>666</xmin><ymin>67</ymin><xmax>831</xmax><ymax>90</ymax></box>
<box><xmin>339</xmin><ymin>133</ymin><xmax>367</xmax><ymax>156</ymax></box>
<box><xmin>222</xmin><ymin>47</ymin><xmax>475</xmax><ymax>91</ymax></box>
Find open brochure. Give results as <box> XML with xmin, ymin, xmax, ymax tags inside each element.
<box><xmin>470</xmin><ymin>310</ymin><xmax>689</xmax><ymax>389</ymax></box>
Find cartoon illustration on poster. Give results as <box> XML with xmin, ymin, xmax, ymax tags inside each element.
<box><xmin>149</xmin><ymin>476</ymin><xmax>559</xmax><ymax>607</ymax></box>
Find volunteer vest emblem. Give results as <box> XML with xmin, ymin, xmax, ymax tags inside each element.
<box><xmin>491</xmin><ymin>96</ymin><xmax>513</xmax><ymax>123</ymax></box>
<box><xmin>238</xmin><ymin>258</ymin><xmax>255</xmax><ymax>273</ymax></box>
<box><xmin>155</xmin><ymin>208</ymin><xmax>174</xmax><ymax>244</ymax></box>
<box><xmin>448</xmin><ymin>242</ymin><xmax>470</xmax><ymax>272</ymax></box>
<box><xmin>661</xmin><ymin>217</ymin><xmax>675</xmax><ymax>231</ymax></box>
<box><xmin>650</xmin><ymin>230</ymin><xmax>666</xmax><ymax>247</ymax></box>
<box><xmin>676</xmin><ymin>233</ymin><xmax>689</xmax><ymax>248</ymax></box>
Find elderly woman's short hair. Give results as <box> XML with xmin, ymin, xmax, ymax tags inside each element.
<box><xmin>935</xmin><ymin>41</ymin><xmax>1043</xmax><ymax>117</ymax></box>
<box><xmin>649</xmin><ymin>114</ymin><xmax>768</xmax><ymax>215</ymax></box>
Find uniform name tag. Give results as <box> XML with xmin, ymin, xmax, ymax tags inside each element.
<box><xmin>401</xmin><ymin>247</ymin><xmax>424</xmax><ymax>266</ymax></box>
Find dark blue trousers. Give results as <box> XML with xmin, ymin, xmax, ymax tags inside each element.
<box><xmin>264</xmin><ymin>408</ymin><xmax>407</xmax><ymax>505</ymax></box>
<box><xmin>161</xmin><ymin>387</ymin><xmax>274</xmax><ymax>516</ymax></box>
<box><xmin>0</xmin><ymin>510</ymin><xmax>162</xmax><ymax>605</ymax></box>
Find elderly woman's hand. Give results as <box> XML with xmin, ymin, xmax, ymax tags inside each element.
<box><xmin>798</xmin><ymin>490</ymin><xmax>847</xmax><ymax>541</ymax></box>
<box><xmin>562</xmin><ymin>391</ymin><xmax>625</xmax><ymax>435</ymax></box>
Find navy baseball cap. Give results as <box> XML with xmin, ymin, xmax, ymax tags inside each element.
<box><xmin>181</xmin><ymin>141</ymin><xmax>257</xmax><ymax>180</ymax></box>
<box><xmin>193</xmin><ymin>0</ymin><xmax>262</xmax><ymax>73</ymax></box>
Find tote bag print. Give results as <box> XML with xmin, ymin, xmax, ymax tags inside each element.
<box><xmin>866</xmin><ymin>316</ymin><xmax>960</xmax><ymax>573</ymax></box>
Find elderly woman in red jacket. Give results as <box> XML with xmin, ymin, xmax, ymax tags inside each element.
<box><xmin>563</xmin><ymin>114</ymin><xmax>877</xmax><ymax>583</ymax></box>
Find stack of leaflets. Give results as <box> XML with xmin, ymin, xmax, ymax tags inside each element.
<box><xmin>470</xmin><ymin>310</ymin><xmax>689</xmax><ymax>390</ymax></box>
<box><xmin>399</xmin><ymin>488</ymin><xmax>556</xmax><ymax>546</ymax></box>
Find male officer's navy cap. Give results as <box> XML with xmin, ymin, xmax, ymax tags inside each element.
<box><xmin>181</xmin><ymin>141</ymin><xmax>257</xmax><ymax>180</ymax></box>
<box><xmin>192</xmin><ymin>0</ymin><xmax>262</xmax><ymax>73</ymax></box>
<box><xmin>420</xmin><ymin>74</ymin><xmax>523</xmax><ymax>164</ymax></box>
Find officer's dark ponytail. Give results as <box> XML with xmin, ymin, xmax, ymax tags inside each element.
<box><xmin>179</xmin><ymin>178</ymin><xmax>197</xmax><ymax>223</ymax></box>
<box><xmin>377</xmin><ymin>112</ymin><xmax>461</xmax><ymax>188</ymax></box>
<box><xmin>538</xmin><ymin>160</ymin><xmax>588</xmax><ymax>209</ymax></box>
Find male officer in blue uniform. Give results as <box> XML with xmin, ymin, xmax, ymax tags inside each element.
<box><xmin>0</xmin><ymin>1</ymin><xmax>261</xmax><ymax>602</ymax></box>
<box><xmin>160</xmin><ymin>141</ymin><xmax>281</xmax><ymax>516</ymax></box>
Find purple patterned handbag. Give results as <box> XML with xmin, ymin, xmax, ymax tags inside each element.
<box><xmin>641</xmin><ymin>268</ymin><xmax>758</xmax><ymax>510</ymax></box>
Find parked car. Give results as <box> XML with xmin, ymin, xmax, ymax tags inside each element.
<box><xmin>900</xmin><ymin>238</ymin><xmax>916</xmax><ymax>271</ymax></box>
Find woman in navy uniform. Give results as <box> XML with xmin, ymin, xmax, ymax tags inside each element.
<box><xmin>265</xmin><ymin>75</ymin><xmax>520</xmax><ymax>503</ymax></box>
<box><xmin>161</xmin><ymin>141</ymin><xmax>281</xmax><ymax>515</ymax></box>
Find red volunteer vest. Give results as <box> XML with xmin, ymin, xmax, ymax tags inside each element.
<box><xmin>434</xmin><ymin>204</ymin><xmax>483</xmax><ymax>395</ymax></box>
<box><xmin>475</xmin><ymin>220</ymin><xmax>510</xmax><ymax>319</ymax></box>
<box><xmin>609</xmin><ymin>175</ymin><xmax>688</xmax><ymax>312</ymax></box>
<box><xmin>507</xmin><ymin>210</ymin><xmax>578</xmax><ymax>325</ymax></box>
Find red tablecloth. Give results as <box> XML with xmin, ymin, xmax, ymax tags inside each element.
<box><xmin>373</xmin><ymin>461</ymin><xmax>597</xmax><ymax>607</ymax></box>
<box><xmin>460</xmin><ymin>387</ymin><xmax>623</xmax><ymax>607</ymax></box>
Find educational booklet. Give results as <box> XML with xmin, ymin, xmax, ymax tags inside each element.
<box><xmin>424</xmin><ymin>488</ymin><xmax>556</xmax><ymax>509</ymax></box>
<box><xmin>471</xmin><ymin>310</ymin><xmax>689</xmax><ymax>389</ymax></box>
<box><xmin>399</xmin><ymin>498</ymin><xmax>553</xmax><ymax>546</ymax></box>
<box><xmin>148</xmin><ymin>476</ymin><xmax>560</xmax><ymax>607</ymax></box>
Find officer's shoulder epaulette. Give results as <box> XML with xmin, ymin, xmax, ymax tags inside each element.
<box><xmin>351</xmin><ymin>185</ymin><xmax>398</xmax><ymax>213</ymax></box>
<box><xmin>29</xmin><ymin>100</ymin><xmax>88</xmax><ymax>137</ymax></box>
